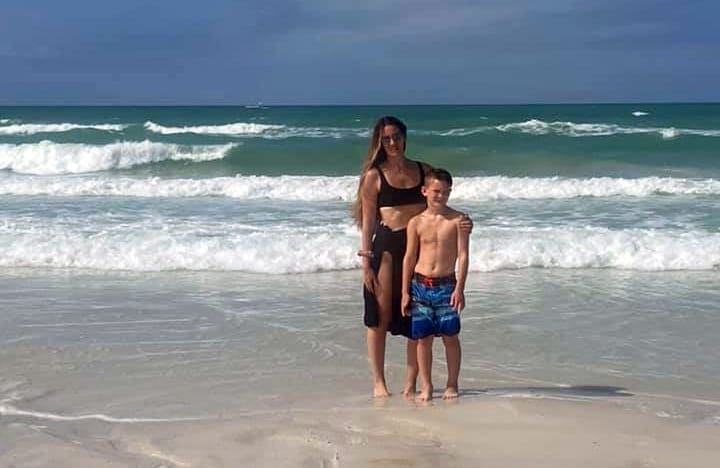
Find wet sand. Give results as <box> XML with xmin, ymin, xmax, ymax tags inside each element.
<box><xmin>1</xmin><ymin>269</ymin><xmax>719</xmax><ymax>467</ymax></box>
<box><xmin>2</xmin><ymin>395</ymin><xmax>719</xmax><ymax>468</ymax></box>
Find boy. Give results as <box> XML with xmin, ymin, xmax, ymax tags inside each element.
<box><xmin>401</xmin><ymin>168</ymin><xmax>469</xmax><ymax>402</ymax></box>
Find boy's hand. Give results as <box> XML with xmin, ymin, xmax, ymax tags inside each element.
<box><xmin>401</xmin><ymin>293</ymin><xmax>411</xmax><ymax>317</ymax></box>
<box><xmin>450</xmin><ymin>289</ymin><xmax>465</xmax><ymax>313</ymax></box>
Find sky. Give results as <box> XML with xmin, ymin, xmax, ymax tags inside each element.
<box><xmin>1</xmin><ymin>0</ymin><xmax>718</xmax><ymax>105</ymax></box>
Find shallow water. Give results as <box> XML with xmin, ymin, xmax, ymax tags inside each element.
<box><xmin>1</xmin><ymin>268</ymin><xmax>718</xmax><ymax>425</ymax></box>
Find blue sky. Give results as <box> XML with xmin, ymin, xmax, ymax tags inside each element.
<box><xmin>1</xmin><ymin>0</ymin><xmax>718</xmax><ymax>104</ymax></box>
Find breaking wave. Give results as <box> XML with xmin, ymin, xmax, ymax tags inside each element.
<box><xmin>436</xmin><ymin>120</ymin><xmax>720</xmax><ymax>139</ymax></box>
<box><xmin>495</xmin><ymin>120</ymin><xmax>720</xmax><ymax>138</ymax></box>
<box><xmin>144</xmin><ymin>121</ymin><xmax>367</xmax><ymax>139</ymax></box>
<box><xmin>0</xmin><ymin>123</ymin><xmax>128</xmax><ymax>135</ymax></box>
<box><xmin>0</xmin><ymin>141</ymin><xmax>237</xmax><ymax>175</ymax></box>
<box><xmin>1</xmin><ymin>175</ymin><xmax>718</xmax><ymax>200</ymax></box>
<box><xmin>0</xmin><ymin>221</ymin><xmax>718</xmax><ymax>272</ymax></box>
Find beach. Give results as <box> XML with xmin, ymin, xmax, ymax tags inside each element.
<box><xmin>4</xmin><ymin>394</ymin><xmax>719</xmax><ymax>467</ymax></box>
<box><xmin>1</xmin><ymin>269</ymin><xmax>719</xmax><ymax>467</ymax></box>
<box><xmin>1</xmin><ymin>104</ymin><xmax>720</xmax><ymax>466</ymax></box>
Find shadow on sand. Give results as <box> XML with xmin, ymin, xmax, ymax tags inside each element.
<box><xmin>460</xmin><ymin>385</ymin><xmax>633</xmax><ymax>399</ymax></box>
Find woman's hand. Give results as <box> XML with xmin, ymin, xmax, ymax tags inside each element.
<box><xmin>363</xmin><ymin>266</ymin><xmax>378</xmax><ymax>294</ymax></box>
<box><xmin>458</xmin><ymin>213</ymin><xmax>473</xmax><ymax>234</ymax></box>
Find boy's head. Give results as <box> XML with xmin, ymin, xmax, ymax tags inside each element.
<box><xmin>424</xmin><ymin>168</ymin><xmax>453</xmax><ymax>187</ymax></box>
<box><xmin>422</xmin><ymin>168</ymin><xmax>453</xmax><ymax>206</ymax></box>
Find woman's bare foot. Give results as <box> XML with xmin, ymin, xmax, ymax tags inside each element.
<box><xmin>373</xmin><ymin>383</ymin><xmax>391</xmax><ymax>398</ymax></box>
<box><xmin>442</xmin><ymin>386</ymin><xmax>459</xmax><ymax>400</ymax></box>
<box><xmin>402</xmin><ymin>383</ymin><xmax>416</xmax><ymax>399</ymax></box>
<box><xmin>415</xmin><ymin>386</ymin><xmax>433</xmax><ymax>402</ymax></box>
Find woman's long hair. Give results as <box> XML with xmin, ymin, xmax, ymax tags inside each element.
<box><xmin>352</xmin><ymin>116</ymin><xmax>407</xmax><ymax>227</ymax></box>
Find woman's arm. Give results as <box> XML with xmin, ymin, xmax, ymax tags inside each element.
<box><xmin>360</xmin><ymin>169</ymin><xmax>380</xmax><ymax>292</ymax></box>
<box><xmin>401</xmin><ymin>217</ymin><xmax>420</xmax><ymax>316</ymax></box>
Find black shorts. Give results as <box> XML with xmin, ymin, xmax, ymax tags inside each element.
<box><xmin>363</xmin><ymin>224</ymin><xmax>412</xmax><ymax>338</ymax></box>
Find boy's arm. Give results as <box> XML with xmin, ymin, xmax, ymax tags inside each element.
<box><xmin>401</xmin><ymin>217</ymin><xmax>420</xmax><ymax>317</ymax></box>
<box><xmin>451</xmin><ymin>217</ymin><xmax>470</xmax><ymax>312</ymax></box>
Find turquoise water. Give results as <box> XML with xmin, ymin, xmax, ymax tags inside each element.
<box><xmin>1</xmin><ymin>104</ymin><xmax>719</xmax><ymax>177</ymax></box>
<box><xmin>1</xmin><ymin>104</ymin><xmax>719</xmax><ymax>272</ymax></box>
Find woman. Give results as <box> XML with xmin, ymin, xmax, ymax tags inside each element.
<box><xmin>354</xmin><ymin>116</ymin><xmax>471</xmax><ymax>397</ymax></box>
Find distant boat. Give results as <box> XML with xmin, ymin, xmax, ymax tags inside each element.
<box><xmin>245</xmin><ymin>102</ymin><xmax>268</xmax><ymax>109</ymax></box>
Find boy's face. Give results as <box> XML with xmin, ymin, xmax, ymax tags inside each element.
<box><xmin>422</xmin><ymin>178</ymin><xmax>451</xmax><ymax>207</ymax></box>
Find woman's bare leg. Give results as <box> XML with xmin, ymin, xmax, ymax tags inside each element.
<box><xmin>367</xmin><ymin>252</ymin><xmax>393</xmax><ymax>397</ymax></box>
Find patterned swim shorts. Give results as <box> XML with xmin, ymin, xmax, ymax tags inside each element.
<box><xmin>409</xmin><ymin>273</ymin><xmax>461</xmax><ymax>340</ymax></box>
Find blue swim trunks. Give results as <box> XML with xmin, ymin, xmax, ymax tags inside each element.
<box><xmin>410</xmin><ymin>273</ymin><xmax>461</xmax><ymax>340</ymax></box>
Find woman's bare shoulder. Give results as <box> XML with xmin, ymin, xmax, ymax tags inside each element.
<box><xmin>361</xmin><ymin>167</ymin><xmax>381</xmax><ymax>194</ymax></box>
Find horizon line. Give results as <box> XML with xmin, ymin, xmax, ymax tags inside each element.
<box><xmin>0</xmin><ymin>100</ymin><xmax>719</xmax><ymax>107</ymax></box>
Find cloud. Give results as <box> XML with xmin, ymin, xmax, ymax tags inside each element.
<box><xmin>0</xmin><ymin>0</ymin><xmax>718</xmax><ymax>103</ymax></box>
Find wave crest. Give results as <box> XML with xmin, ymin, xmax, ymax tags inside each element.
<box><xmin>1</xmin><ymin>175</ymin><xmax>718</xmax><ymax>199</ymax></box>
<box><xmin>494</xmin><ymin>119</ymin><xmax>720</xmax><ymax>138</ymax></box>
<box><xmin>0</xmin><ymin>223</ymin><xmax>718</xmax><ymax>272</ymax></box>
<box><xmin>144</xmin><ymin>121</ymin><xmax>366</xmax><ymax>139</ymax></box>
<box><xmin>0</xmin><ymin>123</ymin><xmax>127</xmax><ymax>135</ymax></box>
<box><xmin>144</xmin><ymin>121</ymin><xmax>285</xmax><ymax>136</ymax></box>
<box><xmin>0</xmin><ymin>141</ymin><xmax>236</xmax><ymax>175</ymax></box>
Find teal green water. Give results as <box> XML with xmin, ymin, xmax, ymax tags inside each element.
<box><xmin>1</xmin><ymin>104</ymin><xmax>719</xmax><ymax>177</ymax></box>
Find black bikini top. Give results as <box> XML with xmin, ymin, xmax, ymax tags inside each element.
<box><xmin>376</xmin><ymin>161</ymin><xmax>426</xmax><ymax>208</ymax></box>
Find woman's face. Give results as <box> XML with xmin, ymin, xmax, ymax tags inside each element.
<box><xmin>380</xmin><ymin>125</ymin><xmax>405</xmax><ymax>158</ymax></box>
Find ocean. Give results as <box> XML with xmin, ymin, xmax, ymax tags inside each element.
<box><xmin>1</xmin><ymin>104</ymin><xmax>719</xmax><ymax>429</ymax></box>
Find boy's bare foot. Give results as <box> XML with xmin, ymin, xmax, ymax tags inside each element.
<box><xmin>373</xmin><ymin>383</ymin><xmax>391</xmax><ymax>398</ymax></box>
<box><xmin>442</xmin><ymin>386</ymin><xmax>459</xmax><ymax>400</ymax></box>
<box><xmin>415</xmin><ymin>386</ymin><xmax>433</xmax><ymax>402</ymax></box>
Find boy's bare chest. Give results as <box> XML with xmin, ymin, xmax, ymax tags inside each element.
<box><xmin>418</xmin><ymin>221</ymin><xmax>456</xmax><ymax>245</ymax></box>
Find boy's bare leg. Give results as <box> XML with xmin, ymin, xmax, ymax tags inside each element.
<box><xmin>442</xmin><ymin>335</ymin><xmax>461</xmax><ymax>399</ymax></box>
<box><xmin>402</xmin><ymin>339</ymin><xmax>418</xmax><ymax>397</ymax></box>
<box><xmin>416</xmin><ymin>336</ymin><xmax>434</xmax><ymax>401</ymax></box>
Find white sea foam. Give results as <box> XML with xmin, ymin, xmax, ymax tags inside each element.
<box><xmin>0</xmin><ymin>141</ymin><xmax>236</xmax><ymax>175</ymax></box>
<box><xmin>495</xmin><ymin>119</ymin><xmax>720</xmax><ymax>138</ymax></box>
<box><xmin>0</xmin><ymin>123</ymin><xmax>128</xmax><ymax>135</ymax></box>
<box><xmin>0</xmin><ymin>220</ymin><xmax>360</xmax><ymax>273</ymax></box>
<box><xmin>0</xmin><ymin>222</ymin><xmax>718</xmax><ymax>272</ymax></box>
<box><xmin>1</xmin><ymin>175</ymin><xmax>718</xmax><ymax>200</ymax></box>
<box><xmin>470</xmin><ymin>226</ymin><xmax>720</xmax><ymax>272</ymax></box>
<box><xmin>144</xmin><ymin>120</ymin><xmax>285</xmax><ymax>135</ymax></box>
<box><xmin>660</xmin><ymin>128</ymin><xmax>680</xmax><ymax>139</ymax></box>
<box><xmin>435</xmin><ymin>127</ymin><xmax>493</xmax><ymax>136</ymax></box>
<box><xmin>632</xmin><ymin>111</ymin><xmax>650</xmax><ymax>116</ymax></box>
<box><xmin>0</xmin><ymin>175</ymin><xmax>357</xmax><ymax>199</ymax></box>
<box><xmin>144</xmin><ymin>121</ymin><xmax>366</xmax><ymax>139</ymax></box>
<box><xmin>0</xmin><ymin>404</ymin><xmax>201</xmax><ymax>423</ymax></box>
<box><xmin>450</xmin><ymin>176</ymin><xmax>720</xmax><ymax>199</ymax></box>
